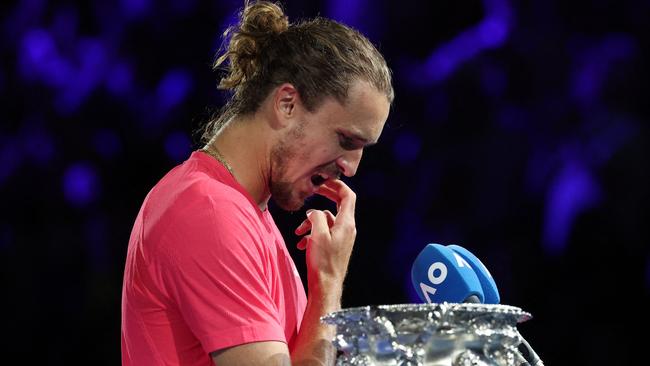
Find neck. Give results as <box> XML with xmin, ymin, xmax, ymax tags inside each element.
<box><xmin>205</xmin><ymin>115</ymin><xmax>273</xmax><ymax>211</ymax></box>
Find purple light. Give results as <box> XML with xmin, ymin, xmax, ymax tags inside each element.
<box><xmin>425</xmin><ymin>54</ymin><xmax>455</xmax><ymax>82</ymax></box>
<box><xmin>19</xmin><ymin>28</ymin><xmax>74</xmax><ymax>88</ymax></box>
<box><xmin>478</xmin><ymin>18</ymin><xmax>508</xmax><ymax>47</ymax></box>
<box><xmin>424</xmin><ymin>92</ymin><xmax>449</xmax><ymax>123</ymax></box>
<box><xmin>220</xmin><ymin>10</ymin><xmax>240</xmax><ymax>35</ymax></box>
<box><xmin>542</xmin><ymin>160</ymin><xmax>601</xmax><ymax>256</ymax></box>
<box><xmin>584</xmin><ymin>116</ymin><xmax>636</xmax><ymax>167</ymax></box>
<box><xmin>406</xmin><ymin>0</ymin><xmax>513</xmax><ymax>85</ymax></box>
<box><xmin>42</xmin><ymin>56</ymin><xmax>74</xmax><ymax>88</ymax></box>
<box><xmin>169</xmin><ymin>0</ymin><xmax>198</xmax><ymax>14</ymax></box>
<box><xmin>121</xmin><ymin>0</ymin><xmax>152</xmax><ymax>18</ymax></box>
<box><xmin>56</xmin><ymin>38</ymin><xmax>107</xmax><ymax>114</ymax></box>
<box><xmin>524</xmin><ymin>149</ymin><xmax>554</xmax><ymax>196</ymax></box>
<box><xmin>327</xmin><ymin>0</ymin><xmax>364</xmax><ymax>29</ymax></box>
<box><xmin>4</xmin><ymin>0</ymin><xmax>48</xmax><ymax>41</ymax></box>
<box><xmin>105</xmin><ymin>61</ymin><xmax>133</xmax><ymax>96</ymax></box>
<box><xmin>156</xmin><ymin>69</ymin><xmax>193</xmax><ymax>111</ymax></box>
<box><xmin>405</xmin><ymin>272</ymin><xmax>422</xmax><ymax>303</ymax></box>
<box><xmin>214</xmin><ymin>7</ymin><xmax>243</xmax><ymax>56</ymax></box>
<box><xmin>497</xmin><ymin>104</ymin><xmax>527</xmax><ymax>131</ymax></box>
<box><xmin>393</xmin><ymin>132</ymin><xmax>422</xmax><ymax>164</ymax></box>
<box><xmin>22</xmin><ymin>29</ymin><xmax>52</xmax><ymax>61</ymax></box>
<box><xmin>164</xmin><ymin>131</ymin><xmax>192</xmax><ymax>163</ymax></box>
<box><xmin>389</xmin><ymin>210</ymin><xmax>433</xmax><ymax>276</ymax></box>
<box><xmin>481</xmin><ymin>65</ymin><xmax>507</xmax><ymax>97</ymax></box>
<box><xmin>0</xmin><ymin>138</ymin><xmax>22</xmax><ymax>185</ymax></box>
<box><xmin>572</xmin><ymin>64</ymin><xmax>599</xmax><ymax>105</ymax></box>
<box><xmin>570</xmin><ymin>34</ymin><xmax>637</xmax><ymax>106</ymax></box>
<box><xmin>19</xmin><ymin>28</ymin><xmax>56</xmax><ymax>82</ymax></box>
<box><xmin>19</xmin><ymin>28</ymin><xmax>75</xmax><ymax>90</ymax></box>
<box><xmin>51</xmin><ymin>6</ymin><xmax>79</xmax><ymax>45</ymax></box>
<box><xmin>92</xmin><ymin>129</ymin><xmax>122</xmax><ymax>159</ymax></box>
<box><xmin>63</xmin><ymin>162</ymin><xmax>100</xmax><ymax>207</ymax></box>
<box><xmin>21</xmin><ymin>127</ymin><xmax>56</xmax><ymax>165</ymax></box>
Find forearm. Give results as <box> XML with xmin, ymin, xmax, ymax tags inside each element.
<box><xmin>290</xmin><ymin>279</ymin><xmax>342</xmax><ymax>366</ymax></box>
<box><xmin>291</xmin><ymin>182</ymin><xmax>357</xmax><ymax>365</ymax></box>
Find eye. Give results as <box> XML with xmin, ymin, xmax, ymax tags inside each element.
<box><xmin>337</xmin><ymin>132</ymin><xmax>358</xmax><ymax>150</ymax></box>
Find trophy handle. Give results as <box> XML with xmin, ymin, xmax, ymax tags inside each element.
<box><xmin>517</xmin><ymin>333</ymin><xmax>544</xmax><ymax>366</ymax></box>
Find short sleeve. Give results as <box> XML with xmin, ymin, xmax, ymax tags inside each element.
<box><xmin>157</xmin><ymin>195</ymin><xmax>286</xmax><ymax>354</ymax></box>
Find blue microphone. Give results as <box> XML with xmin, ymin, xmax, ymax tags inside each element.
<box><xmin>447</xmin><ymin>244</ymin><xmax>500</xmax><ymax>304</ymax></box>
<box><xmin>411</xmin><ymin>243</ymin><xmax>484</xmax><ymax>303</ymax></box>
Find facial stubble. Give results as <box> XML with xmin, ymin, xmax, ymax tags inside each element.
<box><xmin>269</xmin><ymin>122</ymin><xmax>309</xmax><ymax>212</ymax></box>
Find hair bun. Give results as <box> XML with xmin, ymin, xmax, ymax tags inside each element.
<box><xmin>215</xmin><ymin>1</ymin><xmax>289</xmax><ymax>91</ymax></box>
<box><xmin>240</xmin><ymin>1</ymin><xmax>288</xmax><ymax>35</ymax></box>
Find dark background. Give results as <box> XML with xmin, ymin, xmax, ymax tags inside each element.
<box><xmin>1</xmin><ymin>0</ymin><xmax>648</xmax><ymax>364</ymax></box>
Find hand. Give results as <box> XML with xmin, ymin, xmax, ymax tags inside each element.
<box><xmin>294</xmin><ymin>179</ymin><xmax>357</xmax><ymax>285</ymax></box>
<box><xmin>294</xmin><ymin>210</ymin><xmax>335</xmax><ymax>250</ymax></box>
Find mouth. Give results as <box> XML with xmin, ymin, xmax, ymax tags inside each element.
<box><xmin>307</xmin><ymin>166</ymin><xmax>340</xmax><ymax>193</ymax></box>
<box><xmin>310</xmin><ymin>173</ymin><xmax>329</xmax><ymax>187</ymax></box>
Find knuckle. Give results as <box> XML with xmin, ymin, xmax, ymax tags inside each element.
<box><xmin>347</xmin><ymin>190</ymin><xmax>357</xmax><ymax>201</ymax></box>
<box><xmin>342</xmin><ymin>223</ymin><xmax>356</xmax><ymax>236</ymax></box>
<box><xmin>312</xmin><ymin>231</ymin><xmax>329</xmax><ymax>242</ymax></box>
<box><xmin>309</xmin><ymin>209</ymin><xmax>324</xmax><ymax>219</ymax></box>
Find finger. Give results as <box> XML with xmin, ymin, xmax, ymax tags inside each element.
<box><xmin>322</xmin><ymin>179</ymin><xmax>356</xmax><ymax>221</ymax></box>
<box><xmin>323</xmin><ymin>210</ymin><xmax>336</xmax><ymax>227</ymax></box>
<box><xmin>307</xmin><ymin>210</ymin><xmax>330</xmax><ymax>240</ymax></box>
<box><xmin>296</xmin><ymin>235</ymin><xmax>309</xmax><ymax>250</ymax></box>
<box><xmin>315</xmin><ymin>184</ymin><xmax>341</xmax><ymax>205</ymax></box>
<box><xmin>295</xmin><ymin>218</ymin><xmax>311</xmax><ymax>235</ymax></box>
<box><xmin>295</xmin><ymin>209</ymin><xmax>335</xmax><ymax>236</ymax></box>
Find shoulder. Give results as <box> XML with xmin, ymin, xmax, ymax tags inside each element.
<box><xmin>156</xmin><ymin>179</ymin><xmax>267</xmax><ymax>254</ymax></box>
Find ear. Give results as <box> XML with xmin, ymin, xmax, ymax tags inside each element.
<box><xmin>271</xmin><ymin>83</ymin><xmax>300</xmax><ymax>129</ymax></box>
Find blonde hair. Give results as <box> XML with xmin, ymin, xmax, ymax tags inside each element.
<box><xmin>202</xmin><ymin>1</ymin><xmax>393</xmax><ymax>142</ymax></box>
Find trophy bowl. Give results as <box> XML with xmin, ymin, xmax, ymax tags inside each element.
<box><xmin>321</xmin><ymin>303</ymin><xmax>542</xmax><ymax>366</ymax></box>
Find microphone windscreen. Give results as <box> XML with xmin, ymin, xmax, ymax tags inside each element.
<box><xmin>411</xmin><ymin>243</ymin><xmax>484</xmax><ymax>304</ymax></box>
<box><xmin>447</xmin><ymin>244</ymin><xmax>500</xmax><ymax>304</ymax></box>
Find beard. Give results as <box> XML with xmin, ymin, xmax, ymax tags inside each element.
<box><xmin>270</xmin><ymin>180</ymin><xmax>306</xmax><ymax>212</ymax></box>
<box><xmin>269</xmin><ymin>123</ymin><xmax>309</xmax><ymax>212</ymax></box>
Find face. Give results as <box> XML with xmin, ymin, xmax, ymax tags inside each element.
<box><xmin>270</xmin><ymin>80</ymin><xmax>391</xmax><ymax>211</ymax></box>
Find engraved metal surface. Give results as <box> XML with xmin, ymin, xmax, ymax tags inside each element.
<box><xmin>321</xmin><ymin>303</ymin><xmax>541</xmax><ymax>366</ymax></box>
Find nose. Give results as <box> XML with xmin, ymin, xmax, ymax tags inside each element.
<box><xmin>336</xmin><ymin>149</ymin><xmax>363</xmax><ymax>177</ymax></box>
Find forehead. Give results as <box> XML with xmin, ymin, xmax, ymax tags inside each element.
<box><xmin>314</xmin><ymin>80</ymin><xmax>390</xmax><ymax>143</ymax></box>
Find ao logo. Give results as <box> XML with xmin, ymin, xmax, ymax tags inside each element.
<box><xmin>419</xmin><ymin>252</ymin><xmax>472</xmax><ymax>304</ymax></box>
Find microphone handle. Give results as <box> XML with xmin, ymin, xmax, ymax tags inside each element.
<box><xmin>464</xmin><ymin>295</ymin><xmax>481</xmax><ymax>303</ymax></box>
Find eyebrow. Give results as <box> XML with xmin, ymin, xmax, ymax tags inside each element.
<box><xmin>344</xmin><ymin>130</ymin><xmax>378</xmax><ymax>147</ymax></box>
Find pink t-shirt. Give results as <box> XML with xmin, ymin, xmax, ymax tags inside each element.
<box><xmin>121</xmin><ymin>151</ymin><xmax>307</xmax><ymax>366</ymax></box>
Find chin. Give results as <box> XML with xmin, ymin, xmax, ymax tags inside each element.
<box><xmin>271</xmin><ymin>187</ymin><xmax>308</xmax><ymax>212</ymax></box>
<box><xmin>274</xmin><ymin>196</ymin><xmax>306</xmax><ymax>212</ymax></box>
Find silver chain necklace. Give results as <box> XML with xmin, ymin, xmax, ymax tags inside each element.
<box><xmin>200</xmin><ymin>145</ymin><xmax>235</xmax><ymax>176</ymax></box>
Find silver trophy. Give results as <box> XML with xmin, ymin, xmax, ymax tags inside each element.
<box><xmin>321</xmin><ymin>302</ymin><xmax>543</xmax><ymax>366</ymax></box>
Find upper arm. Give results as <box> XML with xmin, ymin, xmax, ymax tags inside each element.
<box><xmin>211</xmin><ymin>341</ymin><xmax>291</xmax><ymax>366</ymax></box>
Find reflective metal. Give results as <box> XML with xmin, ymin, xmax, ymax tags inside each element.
<box><xmin>321</xmin><ymin>303</ymin><xmax>543</xmax><ymax>366</ymax></box>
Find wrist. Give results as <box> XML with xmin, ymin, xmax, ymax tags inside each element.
<box><xmin>307</xmin><ymin>274</ymin><xmax>343</xmax><ymax>309</ymax></box>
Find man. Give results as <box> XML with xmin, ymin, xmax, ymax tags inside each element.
<box><xmin>121</xmin><ymin>1</ymin><xmax>393</xmax><ymax>365</ymax></box>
